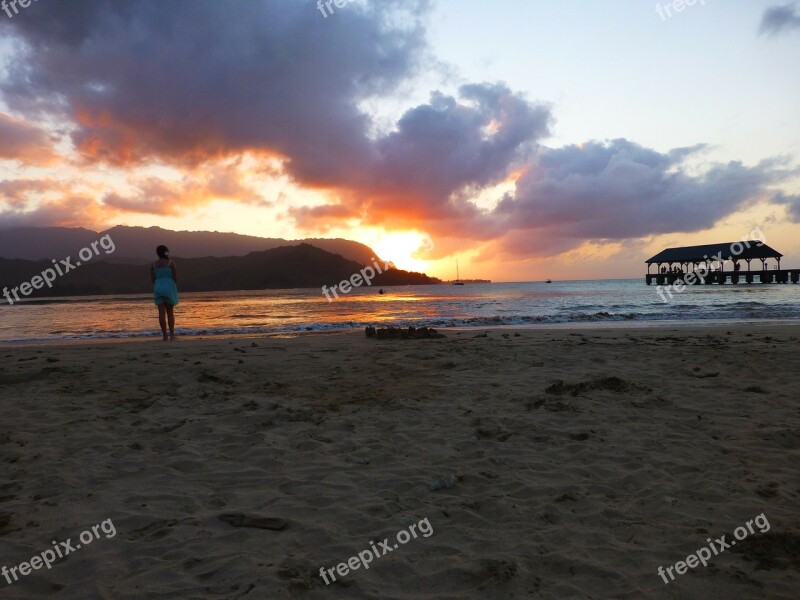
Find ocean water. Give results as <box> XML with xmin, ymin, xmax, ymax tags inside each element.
<box><xmin>1</xmin><ymin>279</ymin><xmax>798</xmax><ymax>343</ymax></box>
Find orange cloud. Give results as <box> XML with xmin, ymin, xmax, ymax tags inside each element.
<box><xmin>0</xmin><ymin>196</ymin><xmax>110</xmax><ymax>229</ymax></box>
<box><xmin>101</xmin><ymin>164</ymin><xmax>271</xmax><ymax>216</ymax></box>
<box><xmin>0</xmin><ymin>113</ymin><xmax>58</xmax><ymax>165</ymax></box>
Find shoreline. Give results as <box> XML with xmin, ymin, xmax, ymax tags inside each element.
<box><xmin>2</xmin><ymin>318</ymin><xmax>799</xmax><ymax>348</ymax></box>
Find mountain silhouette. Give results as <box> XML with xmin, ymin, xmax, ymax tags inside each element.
<box><xmin>0</xmin><ymin>225</ymin><xmax>386</xmax><ymax>266</ymax></box>
<box><xmin>0</xmin><ymin>244</ymin><xmax>440</xmax><ymax>300</ymax></box>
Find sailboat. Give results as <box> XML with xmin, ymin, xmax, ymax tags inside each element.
<box><xmin>453</xmin><ymin>260</ymin><xmax>465</xmax><ymax>286</ymax></box>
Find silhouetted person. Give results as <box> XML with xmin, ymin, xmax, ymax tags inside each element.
<box><xmin>150</xmin><ymin>245</ymin><xmax>178</xmax><ymax>341</ymax></box>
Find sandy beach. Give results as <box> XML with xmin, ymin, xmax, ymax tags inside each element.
<box><xmin>1</xmin><ymin>325</ymin><xmax>798</xmax><ymax>599</ymax></box>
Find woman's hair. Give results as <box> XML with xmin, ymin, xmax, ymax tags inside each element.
<box><xmin>156</xmin><ymin>245</ymin><xmax>170</xmax><ymax>259</ymax></box>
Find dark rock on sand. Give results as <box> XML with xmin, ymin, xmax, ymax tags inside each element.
<box><xmin>372</xmin><ymin>326</ymin><xmax>445</xmax><ymax>340</ymax></box>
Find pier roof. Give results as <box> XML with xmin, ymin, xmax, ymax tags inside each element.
<box><xmin>646</xmin><ymin>242</ymin><xmax>782</xmax><ymax>264</ymax></box>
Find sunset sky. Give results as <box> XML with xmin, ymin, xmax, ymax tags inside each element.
<box><xmin>1</xmin><ymin>0</ymin><xmax>799</xmax><ymax>281</ymax></box>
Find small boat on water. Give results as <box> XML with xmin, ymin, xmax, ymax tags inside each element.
<box><xmin>546</xmin><ymin>279</ymin><xmax>552</xmax><ymax>283</ymax></box>
<box><xmin>453</xmin><ymin>260</ymin><xmax>465</xmax><ymax>286</ymax></box>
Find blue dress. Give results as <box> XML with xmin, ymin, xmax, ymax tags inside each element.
<box><xmin>153</xmin><ymin>264</ymin><xmax>179</xmax><ymax>306</ymax></box>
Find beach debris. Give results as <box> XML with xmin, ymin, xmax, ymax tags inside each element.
<box><xmin>218</xmin><ymin>513</ymin><xmax>287</xmax><ymax>531</ymax></box>
<box><xmin>367</xmin><ymin>326</ymin><xmax>445</xmax><ymax>340</ymax></box>
<box><xmin>429</xmin><ymin>474</ymin><xmax>459</xmax><ymax>491</ymax></box>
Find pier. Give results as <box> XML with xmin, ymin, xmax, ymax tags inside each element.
<box><xmin>645</xmin><ymin>241</ymin><xmax>800</xmax><ymax>285</ymax></box>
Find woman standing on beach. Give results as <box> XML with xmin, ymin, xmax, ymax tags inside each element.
<box><xmin>151</xmin><ymin>245</ymin><xmax>179</xmax><ymax>341</ymax></box>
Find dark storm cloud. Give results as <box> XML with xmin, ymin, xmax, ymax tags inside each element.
<box><xmin>759</xmin><ymin>3</ymin><xmax>800</xmax><ymax>35</ymax></box>
<box><xmin>773</xmin><ymin>191</ymin><xmax>800</xmax><ymax>221</ymax></box>
<box><xmin>369</xmin><ymin>84</ymin><xmax>552</xmax><ymax>218</ymax></box>
<box><xmin>1</xmin><ymin>0</ymin><xmax>547</xmax><ymax>213</ymax></box>
<box><xmin>285</xmin><ymin>82</ymin><xmax>555</xmax><ymax>234</ymax></box>
<box><xmin>488</xmin><ymin>140</ymin><xmax>798</xmax><ymax>257</ymax></box>
<box><xmin>0</xmin><ymin>0</ymin><xmax>430</xmax><ymax>185</ymax></box>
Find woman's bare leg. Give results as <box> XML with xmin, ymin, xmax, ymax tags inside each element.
<box><xmin>166</xmin><ymin>304</ymin><xmax>176</xmax><ymax>340</ymax></box>
<box><xmin>158</xmin><ymin>304</ymin><xmax>168</xmax><ymax>341</ymax></box>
